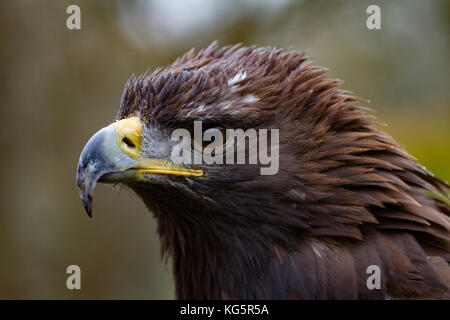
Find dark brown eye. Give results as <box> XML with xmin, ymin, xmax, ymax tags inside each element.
<box><xmin>202</xmin><ymin>128</ymin><xmax>229</xmax><ymax>148</ymax></box>
<box><xmin>122</xmin><ymin>137</ymin><xmax>135</xmax><ymax>148</ymax></box>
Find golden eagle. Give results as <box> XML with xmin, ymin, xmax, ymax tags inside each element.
<box><xmin>76</xmin><ymin>43</ymin><xmax>450</xmax><ymax>299</ymax></box>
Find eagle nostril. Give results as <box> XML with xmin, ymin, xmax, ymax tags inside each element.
<box><xmin>122</xmin><ymin>137</ymin><xmax>135</xmax><ymax>148</ymax></box>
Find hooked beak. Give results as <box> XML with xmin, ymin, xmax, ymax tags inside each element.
<box><xmin>76</xmin><ymin>117</ymin><xmax>202</xmax><ymax>217</ymax></box>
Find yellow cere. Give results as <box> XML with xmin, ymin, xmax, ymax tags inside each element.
<box><xmin>114</xmin><ymin>117</ymin><xmax>143</xmax><ymax>157</ymax></box>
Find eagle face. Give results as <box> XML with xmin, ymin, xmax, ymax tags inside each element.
<box><xmin>76</xmin><ymin>42</ymin><xmax>450</xmax><ymax>299</ymax></box>
<box><xmin>77</xmin><ymin>43</ymin><xmax>292</xmax><ymax>220</ymax></box>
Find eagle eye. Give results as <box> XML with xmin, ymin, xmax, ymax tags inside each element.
<box><xmin>192</xmin><ymin>128</ymin><xmax>230</xmax><ymax>151</ymax></box>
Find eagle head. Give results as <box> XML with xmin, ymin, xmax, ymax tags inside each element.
<box><xmin>76</xmin><ymin>42</ymin><xmax>450</xmax><ymax>299</ymax></box>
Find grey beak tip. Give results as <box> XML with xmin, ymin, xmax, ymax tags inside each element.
<box><xmin>83</xmin><ymin>199</ymin><xmax>92</xmax><ymax>218</ymax></box>
<box><xmin>81</xmin><ymin>194</ymin><xmax>93</xmax><ymax>218</ymax></box>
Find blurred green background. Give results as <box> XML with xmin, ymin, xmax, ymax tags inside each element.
<box><xmin>0</xmin><ymin>0</ymin><xmax>448</xmax><ymax>299</ymax></box>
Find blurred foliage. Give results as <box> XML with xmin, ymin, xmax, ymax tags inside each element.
<box><xmin>0</xmin><ymin>0</ymin><xmax>448</xmax><ymax>299</ymax></box>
